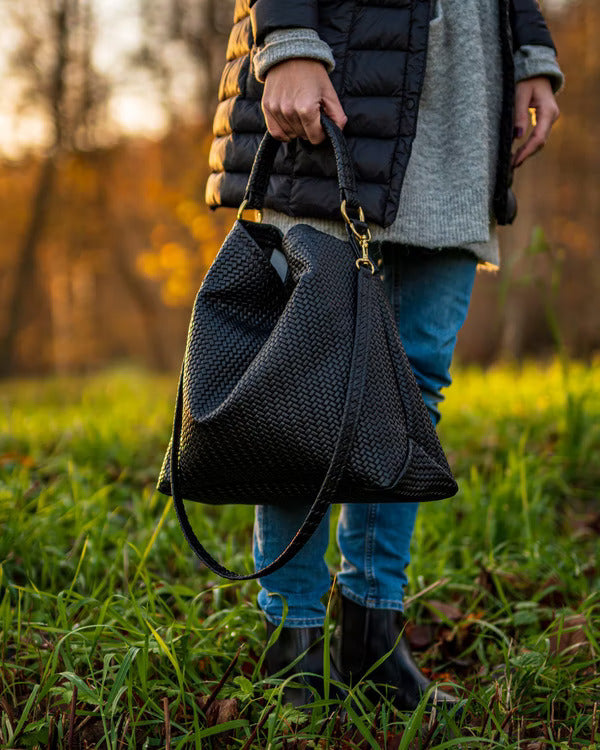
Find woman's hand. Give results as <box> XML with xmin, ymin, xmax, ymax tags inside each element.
<box><xmin>261</xmin><ymin>58</ymin><xmax>348</xmax><ymax>144</ymax></box>
<box><xmin>512</xmin><ymin>76</ymin><xmax>560</xmax><ymax>168</ymax></box>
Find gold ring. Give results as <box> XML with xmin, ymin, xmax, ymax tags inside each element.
<box><xmin>340</xmin><ymin>199</ymin><xmax>371</xmax><ymax>243</ymax></box>
<box><xmin>340</xmin><ymin>199</ymin><xmax>365</xmax><ymax>225</ymax></box>
<box><xmin>237</xmin><ymin>199</ymin><xmax>263</xmax><ymax>223</ymax></box>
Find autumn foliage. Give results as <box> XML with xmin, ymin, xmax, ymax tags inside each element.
<box><xmin>0</xmin><ymin>0</ymin><xmax>598</xmax><ymax>376</ymax></box>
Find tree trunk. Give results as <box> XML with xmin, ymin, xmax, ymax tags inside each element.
<box><xmin>0</xmin><ymin>1</ymin><xmax>70</xmax><ymax>377</ymax></box>
<box><xmin>109</xmin><ymin>239</ymin><xmax>171</xmax><ymax>372</ymax></box>
<box><xmin>0</xmin><ymin>157</ymin><xmax>55</xmax><ymax>377</ymax></box>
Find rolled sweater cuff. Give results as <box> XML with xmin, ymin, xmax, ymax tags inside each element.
<box><xmin>514</xmin><ymin>44</ymin><xmax>565</xmax><ymax>95</ymax></box>
<box><xmin>252</xmin><ymin>28</ymin><xmax>335</xmax><ymax>83</ymax></box>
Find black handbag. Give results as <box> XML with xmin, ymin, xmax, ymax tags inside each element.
<box><xmin>156</xmin><ymin>112</ymin><xmax>458</xmax><ymax>581</ymax></box>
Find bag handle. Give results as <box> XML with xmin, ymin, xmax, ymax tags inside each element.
<box><xmin>169</xmin><ymin>113</ymin><xmax>375</xmax><ymax>580</ymax></box>
<box><xmin>170</xmin><ymin>262</ymin><xmax>374</xmax><ymax>580</ymax></box>
<box><xmin>241</xmin><ymin>111</ymin><xmax>368</xmax><ymax>232</ymax></box>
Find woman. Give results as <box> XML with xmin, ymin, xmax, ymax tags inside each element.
<box><xmin>205</xmin><ymin>0</ymin><xmax>564</xmax><ymax>709</ymax></box>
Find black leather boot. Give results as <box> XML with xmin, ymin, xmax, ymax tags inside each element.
<box><xmin>334</xmin><ymin>594</ymin><xmax>461</xmax><ymax>713</ymax></box>
<box><xmin>263</xmin><ymin>620</ymin><xmax>349</xmax><ymax>709</ymax></box>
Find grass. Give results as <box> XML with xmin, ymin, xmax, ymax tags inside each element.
<box><xmin>0</xmin><ymin>358</ymin><xmax>599</xmax><ymax>748</ymax></box>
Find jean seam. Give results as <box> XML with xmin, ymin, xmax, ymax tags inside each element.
<box><xmin>365</xmin><ymin>503</ymin><xmax>378</xmax><ymax>600</ymax></box>
<box><xmin>338</xmin><ymin>586</ymin><xmax>366</xmax><ymax>607</ymax></box>
<box><xmin>263</xmin><ymin>613</ymin><xmax>325</xmax><ymax>627</ymax></box>
<box><xmin>338</xmin><ymin>585</ymin><xmax>404</xmax><ymax>612</ymax></box>
<box><xmin>365</xmin><ymin>597</ymin><xmax>405</xmax><ymax>609</ymax></box>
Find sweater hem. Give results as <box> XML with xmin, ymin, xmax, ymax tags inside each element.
<box><xmin>259</xmin><ymin>203</ymin><xmax>501</xmax><ymax>268</ymax></box>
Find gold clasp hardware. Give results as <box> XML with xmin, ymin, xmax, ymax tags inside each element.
<box><xmin>340</xmin><ymin>199</ymin><xmax>375</xmax><ymax>274</ymax></box>
<box><xmin>237</xmin><ymin>198</ymin><xmax>263</xmax><ymax>223</ymax></box>
<box><xmin>355</xmin><ymin>257</ymin><xmax>375</xmax><ymax>272</ymax></box>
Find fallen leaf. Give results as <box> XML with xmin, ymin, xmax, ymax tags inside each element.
<box><xmin>426</xmin><ymin>600</ymin><xmax>464</xmax><ymax>622</ymax></box>
<box><xmin>537</xmin><ymin>575</ymin><xmax>568</xmax><ymax>608</ymax></box>
<box><xmin>405</xmin><ymin>622</ymin><xmax>433</xmax><ymax>650</ymax></box>
<box><xmin>548</xmin><ymin>614</ymin><xmax>589</xmax><ymax>656</ymax></box>
<box><xmin>0</xmin><ymin>452</ymin><xmax>36</xmax><ymax>468</ymax></box>
<box><xmin>568</xmin><ymin>510</ymin><xmax>600</xmax><ymax>538</ymax></box>
<box><xmin>197</xmin><ymin>696</ymin><xmax>240</xmax><ymax>727</ymax></box>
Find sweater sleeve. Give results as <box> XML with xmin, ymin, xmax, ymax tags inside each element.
<box><xmin>252</xmin><ymin>28</ymin><xmax>335</xmax><ymax>84</ymax></box>
<box><xmin>514</xmin><ymin>44</ymin><xmax>565</xmax><ymax>95</ymax></box>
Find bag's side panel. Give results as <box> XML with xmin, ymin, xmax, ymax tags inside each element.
<box><xmin>342</xmin><ymin>275</ymin><xmax>410</xmax><ymax>489</ymax></box>
<box><xmin>380</xmin><ymin>304</ymin><xmax>458</xmax><ymax>498</ymax></box>
<box><xmin>341</xmin><ymin>270</ymin><xmax>457</xmax><ymax>499</ymax></box>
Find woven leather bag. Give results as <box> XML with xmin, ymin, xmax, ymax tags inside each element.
<box><xmin>156</xmin><ymin>112</ymin><xmax>458</xmax><ymax>581</ymax></box>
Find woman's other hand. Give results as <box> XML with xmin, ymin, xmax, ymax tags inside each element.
<box><xmin>512</xmin><ymin>76</ymin><xmax>560</xmax><ymax>168</ymax></box>
<box><xmin>261</xmin><ymin>59</ymin><xmax>348</xmax><ymax>144</ymax></box>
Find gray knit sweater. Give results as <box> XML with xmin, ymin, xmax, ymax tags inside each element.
<box><xmin>251</xmin><ymin>0</ymin><xmax>564</xmax><ymax>268</ymax></box>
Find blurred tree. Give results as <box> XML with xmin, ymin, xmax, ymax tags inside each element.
<box><xmin>135</xmin><ymin>0</ymin><xmax>234</xmax><ymax>123</ymax></box>
<box><xmin>488</xmin><ymin>0</ymin><xmax>600</xmax><ymax>361</ymax></box>
<box><xmin>0</xmin><ymin>0</ymin><xmax>596</xmax><ymax>374</ymax></box>
<box><xmin>0</xmin><ymin>0</ymin><xmax>109</xmax><ymax>376</ymax></box>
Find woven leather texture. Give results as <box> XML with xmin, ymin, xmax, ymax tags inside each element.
<box><xmin>157</xmin><ymin>218</ymin><xmax>456</xmax><ymax>501</ymax></box>
<box><xmin>156</xmin><ymin>114</ymin><xmax>458</xmax><ymax>579</ymax></box>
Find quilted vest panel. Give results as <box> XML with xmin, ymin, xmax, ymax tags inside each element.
<box><xmin>205</xmin><ymin>0</ymin><xmax>555</xmax><ymax>228</ymax></box>
<box><xmin>206</xmin><ymin>0</ymin><xmax>432</xmax><ymax>227</ymax></box>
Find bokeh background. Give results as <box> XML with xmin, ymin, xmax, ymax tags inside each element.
<box><xmin>0</xmin><ymin>0</ymin><xmax>598</xmax><ymax>378</ymax></box>
<box><xmin>1</xmin><ymin>4</ymin><xmax>599</xmax><ymax>744</ymax></box>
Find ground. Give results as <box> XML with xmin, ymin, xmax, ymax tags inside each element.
<box><xmin>0</xmin><ymin>359</ymin><xmax>598</xmax><ymax>748</ymax></box>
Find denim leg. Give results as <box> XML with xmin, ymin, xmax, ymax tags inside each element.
<box><xmin>252</xmin><ymin>502</ymin><xmax>332</xmax><ymax>627</ymax></box>
<box><xmin>336</xmin><ymin>242</ymin><xmax>477</xmax><ymax>611</ymax></box>
<box><xmin>389</xmin><ymin>244</ymin><xmax>478</xmax><ymax>427</ymax></box>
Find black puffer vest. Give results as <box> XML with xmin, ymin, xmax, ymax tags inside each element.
<box><xmin>205</xmin><ymin>0</ymin><xmax>556</xmax><ymax>227</ymax></box>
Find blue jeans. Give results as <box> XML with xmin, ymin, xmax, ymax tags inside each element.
<box><xmin>252</xmin><ymin>242</ymin><xmax>477</xmax><ymax>626</ymax></box>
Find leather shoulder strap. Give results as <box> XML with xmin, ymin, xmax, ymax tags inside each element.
<box><xmin>170</xmin><ymin>264</ymin><xmax>374</xmax><ymax>580</ymax></box>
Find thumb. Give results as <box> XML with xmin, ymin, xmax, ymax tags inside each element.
<box><xmin>513</xmin><ymin>82</ymin><xmax>531</xmax><ymax>140</ymax></box>
<box><xmin>321</xmin><ymin>90</ymin><xmax>348</xmax><ymax>131</ymax></box>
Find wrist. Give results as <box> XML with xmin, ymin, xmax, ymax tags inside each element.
<box><xmin>514</xmin><ymin>44</ymin><xmax>565</xmax><ymax>95</ymax></box>
<box><xmin>252</xmin><ymin>27</ymin><xmax>335</xmax><ymax>83</ymax></box>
